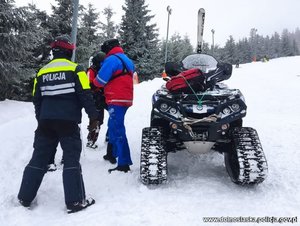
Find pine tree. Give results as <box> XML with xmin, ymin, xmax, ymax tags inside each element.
<box><xmin>161</xmin><ymin>33</ymin><xmax>193</xmax><ymax>63</ymax></box>
<box><xmin>294</xmin><ymin>27</ymin><xmax>300</xmax><ymax>51</ymax></box>
<box><xmin>262</xmin><ymin>35</ymin><xmax>271</xmax><ymax>60</ymax></box>
<box><xmin>0</xmin><ymin>0</ymin><xmax>41</xmax><ymax>100</ymax></box>
<box><xmin>182</xmin><ymin>35</ymin><xmax>194</xmax><ymax>56</ymax></box>
<box><xmin>236</xmin><ymin>38</ymin><xmax>252</xmax><ymax>63</ymax></box>
<box><xmin>21</xmin><ymin>4</ymin><xmax>52</xmax><ymax>68</ymax></box>
<box><xmin>49</xmin><ymin>0</ymin><xmax>74</xmax><ymax>37</ymax></box>
<box><xmin>281</xmin><ymin>29</ymin><xmax>294</xmax><ymax>56</ymax></box>
<box><xmin>201</xmin><ymin>41</ymin><xmax>210</xmax><ymax>54</ymax></box>
<box><xmin>119</xmin><ymin>0</ymin><xmax>161</xmax><ymax>81</ymax></box>
<box><xmin>222</xmin><ymin>36</ymin><xmax>236</xmax><ymax>64</ymax></box>
<box><xmin>99</xmin><ymin>6</ymin><xmax>118</xmax><ymax>40</ymax></box>
<box><xmin>211</xmin><ymin>44</ymin><xmax>222</xmax><ymax>61</ymax></box>
<box><xmin>291</xmin><ymin>39</ymin><xmax>299</xmax><ymax>56</ymax></box>
<box><xmin>249</xmin><ymin>28</ymin><xmax>258</xmax><ymax>61</ymax></box>
<box><xmin>76</xmin><ymin>3</ymin><xmax>101</xmax><ymax>65</ymax></box>
<box><xmin>256</xmin><ymin>34</ymin><xmax>266</xmax><ymax>60</ymax></box>
<box><xmin>48</xmin><ymin>0</ymin><xmax>86</xmax><ymax>63</ymax></box>
<box><xmin>270</xmin><ymin>32</ymin><xmax>281</xmax><ymax>58</ymax></box>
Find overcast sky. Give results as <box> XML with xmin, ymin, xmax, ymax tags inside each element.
<box><xmin>16</xmin><ymin>0</ymin><xmax>300</xmax><ymax>47</ymax></box>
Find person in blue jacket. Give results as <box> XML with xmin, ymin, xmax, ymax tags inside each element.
<box><xmin>17</xmin><ymin>35</ymin><xmax>99</xmax><ymax>213</ymax></box>
<box><xmin>93</xmin><ymin>39</ymin><xmax>134</xmax><ymax>173</ymax></box>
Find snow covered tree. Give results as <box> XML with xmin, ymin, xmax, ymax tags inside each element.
<box><xmin>221</xmin><ymin>36</ymin><xmax>236</xmax><ymax>64</ymax></box>
<box><xmin>80</xmin><ymin>3</ymin><xmax>99</xmax><ymax>45</ymax></box>
<box><xmin>49</xmin><ymin>0</ymin><xmax>74</xmax><ymax>37</ymax></box>
<box><xmin>119</xmin><ymin>0</ymin><xmax>161</xmax><ymax>81</ymax></box>
<box><xmin>294</xmin><ymin>27</ymin><xmax>300</xmax><ymax>51</ymax></box>
<box><xmin>201</xmin><ymin>41</ymin><xmax>210</xmax><ymax>54</ymax></box>
<box><xmin>291</xmin><ymin>39</ymin><xmax>299</xmax><ymax>56</ymax></box>
<box><xmin>269</xmin><ymin>32</ymin><xmax>281</xmax><ymax>58</ymax></box>
<box><xmin>261</xmin><ymin>35</ymin><xmax>272</xmax><ymax>60</ymax></box>
<box><xmin>0</xmin><ymin>0</ymin><xmax>44</xmax><ymax>100</ymax></box>
<box><xmin>99</xmin><ymin>6</ymin><xmax>118</xmax><ymax>40</ymax></box>
<box><xmin>161</xmin><ymin>33</ymin><xmax>193</xmax><ymax>63</ymax></box>
<box><xmin>249</xmin><ymin>28</ymin><xmax>258</xmax><ymax>61</ymax></box>
<box><xmin>210</xmin><ymin>44</ymin><xmax>222</xmax><ymax>60</ymax></box>
<box><xmin>76</xmin><ymin>3</ymin><xmax>102</xmax><ymax>66</ymax></box>
<box><xmin>20</xmin><ymin>4</ymin><xmax>52</xmax><ymax>68</ymax></box>
<box><xmin>48</xmin><ymin>0</ymin><xmax>86</xmax><ymax>63</ymax></box>
<box><xmin>281</xmin><ymin>29</ymin><xmax>294</xmax><ymax>56</ymax></box>
<box><xmin>255</xmin><ymin>34</ymin><xmax>266</xmax><ymax>60</ymax></box>
<box><xmin>236</xmin><ymin>38</ymin><xmax>252</xmax><ymax>63</ymax></box>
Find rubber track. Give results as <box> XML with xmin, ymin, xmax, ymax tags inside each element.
<box><xmin>140</xmin><ymin>127</ymin><xmax>167</xmax><ymax>184</ymax></box>
<box><xmin>232</xmin><ymin>127</ymin><xmax>268</xmax><ymax>184</ymax></box>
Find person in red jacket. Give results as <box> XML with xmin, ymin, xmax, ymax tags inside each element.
<box><xmin>94</xmin><ymin>39</ymin><xmax>134</xmax><ymax>173</ymax></box>
<box><xmin>86</xmin><ymin>52</ymin><xmax>107</xmax><ymax>149</ymax></box>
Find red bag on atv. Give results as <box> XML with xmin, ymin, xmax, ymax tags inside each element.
<box><xmin>165</xmin><ymin>68</ymin><xmax>206</xmax><ymax>94</ymax></box>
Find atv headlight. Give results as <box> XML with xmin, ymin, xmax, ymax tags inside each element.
<box><xmin>231</xmin><ymin>103</ymin><xmax>240</xmax><ymax>112</ymax></box>
<box><xmin>152</xmin><ymin>93</ymin><xmax>159</xmax><ymax>104</ymax></box>
<box><xmin>222</xmin><ymin>107</ymin><xmax>231</xmax><ymax>115</ymax></box>
<box><xmin>169</xmin><ymin>108</ymin><xmax>177</xmax><ymax>114</ymax></box>
<box><xmin>160</xmin><ymin>103</ymin><xmax>169</xmax><ymax>112</ymax></box>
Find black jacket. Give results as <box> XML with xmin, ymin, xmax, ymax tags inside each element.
<box><xmin>33</xmin><ymin>58</ymin><xmax>98</xmax><ymax>123</ymax></box>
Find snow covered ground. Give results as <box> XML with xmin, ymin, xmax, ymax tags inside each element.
<box><xmin>0</xmin><ymin>56</ymin><xmax>300</xmax><ymax>226</ymax></box>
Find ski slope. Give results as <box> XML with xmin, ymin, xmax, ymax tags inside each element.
<box><xmin>0</xmin><ymin>56</ymin><xmax>299</xmax><ymax>226</ymax></box>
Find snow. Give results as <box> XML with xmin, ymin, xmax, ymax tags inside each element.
<box><xmin>1</xmin><ymin>56</ymin><xmax>300</xmax><ymax>226</ymax></box>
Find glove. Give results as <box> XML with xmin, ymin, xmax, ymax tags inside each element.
<box><xmin>88</xmin><ymin>118</ymin><xmax>100</xmax><ymax>132</ymax></box>
<box><xmin>87</xmin><ymin>119</ymin><xmax>100</xmax><ymax>148</ymax></box>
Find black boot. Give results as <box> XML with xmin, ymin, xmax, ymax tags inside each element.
<box><xmin>47</xmin><ymin>163</ymin><xmax>57</xmax><ymax>172</ymax></box>
<box><xmin>66</xmin><ymin>198</ymin><xmax>95</xmax><ymax>214</ymax></box>
<box><xmin>19</xmin><ymin>199</ymin><xmax>31</xmax><ymax>208</ymax></box>
<box><xmin>103</xmin><ymin>143</ymin><xmax>116</xmax><ymax>164</ymax></box>
<box><xmin>47</xmin><ymin>151</ymin><xmax>57</xmax><ymax>172</ymax></box>
<box><xmin>108</xmin><ymin>165</ymin><xmax>130</xmax><ymax>173</ymax></box>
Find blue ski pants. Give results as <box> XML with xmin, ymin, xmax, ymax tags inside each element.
<box><xmin>107</xmin><ymin>105</ymin><xmax>133</xmax><ymax>166</ymax></box>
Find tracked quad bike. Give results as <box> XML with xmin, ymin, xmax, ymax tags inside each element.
<box><xmin>140</xmin><ymin>53</ymin><xmax>268</xmax><ymax>185</ymax></box>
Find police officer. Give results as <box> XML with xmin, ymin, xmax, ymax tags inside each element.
<box><xmin>18</xmin><ymin>35</ymin><xmax>99</xmax><ymax>213</ymax></box>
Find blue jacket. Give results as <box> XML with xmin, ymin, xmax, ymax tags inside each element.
<box><xmin>94</xmin><ymin>47</ymin><xmax>135</xmax><ymax>106</ymax></box>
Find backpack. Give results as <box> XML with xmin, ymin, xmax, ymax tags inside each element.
<box><xmin>165</xmin><ymin>68</ymin><xmax>206</xmax><ymax>94</ymax></box>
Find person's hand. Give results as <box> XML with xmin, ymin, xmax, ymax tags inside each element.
<box><xmin>88</xmin><ymin>118</ymin><xmax>99</xmax><ymax>132</ymax></box>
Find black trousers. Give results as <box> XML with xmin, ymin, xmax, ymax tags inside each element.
<box><xmin>18</xmin><ymin>119</ymin><xmax>86</xmax><ymax>205</ymax></box>
<box><xmin>93</xmin><ymin>91</ymin><xmax>107</xmax><ymax>125</ymax></box>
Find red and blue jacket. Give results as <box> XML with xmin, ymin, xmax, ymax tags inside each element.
<box><xmin>93</xmin><ymin>47</ymin><xmax>134</xmax><ymax>107</ymax></box>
